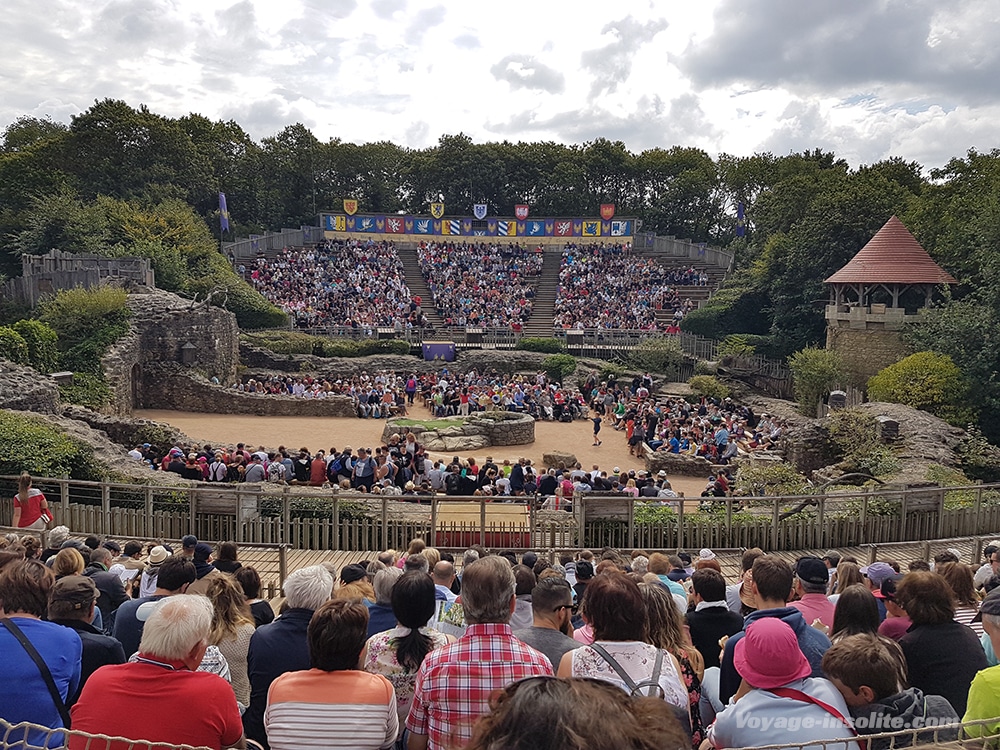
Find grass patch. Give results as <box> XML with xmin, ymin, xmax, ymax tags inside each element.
<box><xmin>392</xmin><ymin>417</ymin><xmax>466</xmax><ymax>429</ymax></box>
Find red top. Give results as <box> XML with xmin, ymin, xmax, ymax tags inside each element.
<box><xmin>13</xmin><ymin>488</ymin><xmax>45</xmax><ymax>528</ymax></box>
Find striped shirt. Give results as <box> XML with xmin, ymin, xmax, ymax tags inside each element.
<box><xmin>406</xmin><ymin>623</ymin><xmax>553</xmax><ymax>750</ymax></box>
<box><xmin>265</xmin><ymin>669</ymin><xmax>397</xmax><ymax>749</ymax></box>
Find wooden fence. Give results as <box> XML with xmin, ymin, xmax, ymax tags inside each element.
<box><xmin>3</xmin><ymin>476</ymin><xmax>999</xmax><ymax>554</ymax></box>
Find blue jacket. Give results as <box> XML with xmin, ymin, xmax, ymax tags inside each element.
<box><xmin>243</xmin><ymin>608</ymin><xmax>314</xmax><ymax>749</ymax></box>
<box><xmin>719</xmin><ymin>606</ymin><xmax>831</xmax><ymax>704</ymax></box>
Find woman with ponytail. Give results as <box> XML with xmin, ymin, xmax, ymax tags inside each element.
<box><xmin>12</xmin><ymin>473</ymin><xmax>51</xmax><ymax>530</ymax></box>
<box><xmin>364</xmin><ymin>571</ymin><xmax>455</xmax><ymax>746</ymax></box>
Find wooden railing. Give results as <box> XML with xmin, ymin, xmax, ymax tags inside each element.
<box><xmin>3</xmin><ymin>476</ymin><xmax>999</xmax><ymax>554</ymax></box>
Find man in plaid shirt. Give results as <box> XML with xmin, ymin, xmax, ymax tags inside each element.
<box><xmin>406</xmin><ymin>555</ymin><xmax>553</xmax><ymax>749</ymax></box>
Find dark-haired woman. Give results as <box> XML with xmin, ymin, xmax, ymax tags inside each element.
<box><xmin>213</xmin><ymin>541</ymin><xmax>242</xmax><ymax>574</ymax></box>
<box><xmin>234</xmin><ymin>566</ymin><xmax>274</xmax><ymax>627</ymax></box>
<box><xmin>364</xmin><ymin>571</ymin><xmax>455</xmax><ymax>745</ymax></box>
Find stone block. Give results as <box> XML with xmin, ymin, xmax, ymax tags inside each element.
<box><xmin>542</xmin><ymin>451</ymin><xmax>577</xmax><ymax>468</ymax></box>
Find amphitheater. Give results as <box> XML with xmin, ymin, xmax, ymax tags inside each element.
<box><xmin>3</xmin><ymin>220</ymin><xmax>1000</xmax><ymax>750</ymax></box>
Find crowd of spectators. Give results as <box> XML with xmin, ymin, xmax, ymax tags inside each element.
<box><xmin>553</xmin><ymin>243</ymin><xmax>697</xmax><ymax>330</ymax></box>
<box><xmin>416</xmin><ymin>241</ymin><xmax>542</xmax><ymax>328</ymax></box>
<box><xmin>6</xmin><ymin>529</ymin><xmax>1000</xmax><ymax>750</ymax></box>
<box><xmin>248</xmin><ymin>239</ymin><xmax>423</xmax><ymax>330</ymax></box>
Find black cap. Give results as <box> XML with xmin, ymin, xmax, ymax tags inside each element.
<box><xmin>795</xmin><ymin>556</ymin><xmax>829</xmax><ymax>586</ymax></box>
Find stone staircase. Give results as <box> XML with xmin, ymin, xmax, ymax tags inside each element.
<box><xmin>395</xmin><ymin>243</ymin><xmax>446</xmax><ymax>330</ymax></box>
<box><xmin>521</xmin><ymin>251</ymin><xmax>562</xmax><ymax>337</ymax></box>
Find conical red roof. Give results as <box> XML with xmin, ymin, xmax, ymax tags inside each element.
<box><xmin>825</xmin><ymin>216</ymin><xmax>957</xmax><ymax>285</ymax></box>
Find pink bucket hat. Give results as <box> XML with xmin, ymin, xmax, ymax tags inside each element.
<box><xmin>734</xmin><ymin>618</ymin><xmax>811</xmax><ymax>689</ymax></box>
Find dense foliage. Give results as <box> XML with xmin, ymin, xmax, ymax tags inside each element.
<box><xmin>514</xmin><ymin>337</ymin><xmax>566</xmax><ymax>354</ymax></box>
<box><xmin>240</xmin><ymin>331</ymin><xmax>410</xmax><ymax>358</ymax></box>
<box><xmin>868</xmin><ymin>352</ymin><xmax>973</xmax><ymax>426</ymax></box>
<box><xmin>0</xmin><ymin>410</ymin><xmax>104</xmax><ymax>480</ymax></box>
<box><xmin>788</xmin><ymin>347</ymin><xmax>845</xmax><ymax>417</ymax></box>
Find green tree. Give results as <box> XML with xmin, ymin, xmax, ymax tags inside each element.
<box><xmin>542</xmin><ymin>353</ymin><xmax>577</xmax><ymax>382</ymax></box>
<box><xmin>629</xmin><ymin>337</ymin><xmax>685</xmax><ymax>377</ymax></box>
<box><xmin>0</xmin><ymin>326</ymin><xmax>29</xmax><ymax>364</ymax></box>
<box><xmin>788</xmin><ymin>347</ymin><xmax>845</xmax><ymax>416</ymax></box>
<box><xmin>11</xmin><ymin>320</ymin><xmax>58</xmax><ymax>372</ymax></box>
<box><xmin>868</xmin><ymin>352</ymin><xmax>973</xmax><ymax>426</ymax></box>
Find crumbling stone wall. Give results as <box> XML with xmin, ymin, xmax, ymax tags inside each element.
<box><xmin>0</xmin><ymin>359</ymin><xmax>61</xmax><ymax>414</ymax></box>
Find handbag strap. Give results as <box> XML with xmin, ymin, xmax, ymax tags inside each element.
<box><xmin>768</xmin><ymin>687</ymin><xmax>866</xmax><ymax>750</ymax></box>
<box><xmin>1</xmin><ymin>617</ymin><xmax>72</xmax><ymax>728</ymax></box>
<box><xmin>589</xmin><ymin>642</ymin><xmax>664</xmax><ymax>697</ymax></box>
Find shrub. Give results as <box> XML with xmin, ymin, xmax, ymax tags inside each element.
<box><xmin>867</xmin><ymin>351</ymin><xmax>974</xmax><ymax>426</ymax></box>
<box><xmin>58</xmin><ymin>373</ymin><xmax>113</xmax><ymax>410</ymax></box>
<box><xmin>629</xmin><ymin>337</ymin><xmax>685</xmax><ymax>376</ymax></box>
<box><xmin>0</xmin><ymin>410</ymin><xmax>104</xmax><ymax>480</ymax></box>
<box><xmin>735</xmin><ymin>461</ymin><xmax>810</xmax><ymax>498</ymax></box>
<box><xmin>12</xmin><ymin>320</ymin><xmax>58</xmax><ymax>373</ymax></box>
<box><xmin>542</xmin><ymin>353</ymin><xmax>577</xmax><ymax>382</ymax></box>
<box><xmin>788</xmin><ymin>347</ymin><xmax>845</xmax><ymax>417</ymax></box>
<box><xmin>717</xmin><ymin>334</ymin><xmax>756</xmax><ymax>359</ymax></box>
<box><xmin>693</xmin><ymin>360</ymin><xmax>718</xmax><ymax>376</ymax></box>
<box><xmin>828</xmin><ymin>408</ymin><xmax>900</xmax><ymax>479</ymax></box>
<box><xmin>957</xmin><ymin>427</ymin><xmax>1000</xmax><ymax>483</ymax></box>
<box><xmin>38</xmin><ymin>285</ymin><xmax>130</xmax><ymax>352</ymax></box>
<box><xmin>687</xmin><ymin>375</ymin><xmax>730</xmax><ymax>400</ymax></box>
<box><xmin>516</xmin><ymin>337</ymin><xmax>565</xmax><ymax>354</ymax></box>
<box><xmin>0</xmin><ymin>326</ymin><xmax>29</xmax><ymax>365</ymax></box>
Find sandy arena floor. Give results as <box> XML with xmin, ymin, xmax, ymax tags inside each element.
<box><xmin>135</xmin><ymin>410</ymin><xmax>710</xmax><ymax>498</ymax></box>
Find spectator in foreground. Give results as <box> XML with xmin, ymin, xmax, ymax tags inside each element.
<box><xmin>823</xmin><ymin>633</ymin><xmax>958</xmax><ymax>750</ymax></box>
<box><xmin>113</xmin><ymin>556</ymin><xmax>197</xmax><ymax>658</ymax></box>
<box><xmin>513</xmin><ymin>576</ymin><xmax>580</xmax><ymax>671</ymax></box>
<box><xmin>365</xmin><ymin>571</ymin><xmax>455</xmax><ymax>744</ymax></box>
<box><xmin>705</xmin><ymin>618</ymin><xmax>859</xmax><ymax>750</ymax></box>
<box><xmin>406</xmin><ymin>555</ymin><xmax>553</xmax><ymax>750</ymax></box>
<box><xmin>70</xmin><ymin>594</ymin><xmax>246</xmax><ymax>750</ymax></box>
<box><xmin>47</xmin><ymin>574</ymin><xmax>126</xmax><ymax>704</ymax></box>
<box><xmin>789</xmin><ymin>556</ymin><xmax>836</xmax><ymax>630</ymax></box>
<box><xmin>0</xmin><ymin>560</ymin><xmax>81</xmax><ymax>749</ymax></box>
<box><xmin>896</xmin><ymin>570</ymin><xmax>986</xmax><ymax>716</ymax></box>
<box><xmin>465</xmin><ymin>676</ymin><xmax>689</xmax><ymax>750</ymax></box>
<box><xmin>964</xmin><ymin>593</ymin><xmax>1000</xmax><ymax>736</ymax></box>
<box><xmin>685</xmin><ymin>569</ymin><xmax>743</xmax><ymax>671</ymax></box>
<box><xmin>266</xmin><ymin>599</ymin><xmax>398</xmax><ymax>749</ymax></box>
<box><xmin>235</xmin><ymin>566</ymin><xmax>275</xmax><ymax>628</ymax></box>
<box><xmin>244</xmin><ymin>565</ymin><xmax>334</xmax><ymax>750</ymax></box>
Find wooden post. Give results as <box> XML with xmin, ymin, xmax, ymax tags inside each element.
<box><xmin>188</xmin><ymin>488</ymin><xmax>196</xmax><ymax>537</ymax></box>
<box><xmin>817</xmin><ymin>496</ymin><xmax>826</xmax><ymax>550</ymax></box>
<box><xmin>771</xmin><ymin>497</ymin><xmax>780</xmax><ymax>551</ymax></box>
<box><xmin>725</xmin><ymin>496</ymin><xmax>733</xmax><ymax>544</ymax></box>
<box><xmin>628</xmin><ymin>498</ymin><xmax>635</xmax><ymax>550</ymax></box>
<box><xmin>235</xmin><ymin>487</ymin><xmax>244</xmax><ymax>544</ymax></box>
<box><xmin>578</xmin><ymin>496</ymin><xmax>587</xmax><ymax>549</ymax></box>
<box><xmin>331</xmin><ymin>498</ymin><xmax>340</xmax><ymax>551</ymax></box>
<box><xmin>144</xmin><ymin>487</ymin><xmax>153</xmax><ymax>538</ymax></box>
<box><xmin>975</xmin><ymin>484</ymin><xmax>983</xmax><ymax>536</ymax></box>
<box><xmin>59</xmin><ymin>479</ymin><xmax>69</xmax><ymax>519</ymax></box>
<box><xmin>283</xmin><ymin>491</ymin><xmax>291</xmax><ymax>547</ymax></box>
<box><xmin>860</xmin><ymin>490</ymin><xmax>870</xmax><ymax>545</ymax></box>
<box><xmin>430</xmin><ymin>497</ymin><xmax>438</xmax><ymax>548</ymax></box>
<box><xmin>676</xmin><ymin>496</ymin><xmax>684</xmax><ymax>551</ymax></box>
<box><xmin>921</xmin><ymin>540</ymin><xmax>931</xmax><ymax>562</ymax></box>
<box><xmin>278</xmin><ymin>544</ymin><xmax>288</xmax><ymax>586</ymax></box>
<box><xmin>102</xmin><ymin>483</ymin><xmax>111</xmax><ymax>536</ymax></box>
<box><xmin>381</xmin><ymin>497</ymin><xmax>389</xmax><ymax>552</ymax></box>
<box><xmin>935</xmin><ymin>488</ymin><xmax>946</xmax><ymax>539</ymax></box>
<box><xmin>480</xmin><ymin>499</ymin><xmax>486</xmax><ymax>548</ymax></box>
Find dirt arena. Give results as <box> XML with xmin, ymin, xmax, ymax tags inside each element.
<box><xmin>135</xmin><ymin>410</ymin><xmax>710</xmax><ymax>498</ymax></box>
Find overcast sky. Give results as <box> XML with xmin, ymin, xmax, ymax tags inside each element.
<box><xmin>3</xmin><ymin>0</ymin><xmax>998</xmax><ymax>169</ymax></box>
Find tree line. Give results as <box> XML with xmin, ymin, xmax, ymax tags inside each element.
<box><xmin>2</xmin><ymin>99</ymin><xmax>999</xmax><ymax>441</ymax></box>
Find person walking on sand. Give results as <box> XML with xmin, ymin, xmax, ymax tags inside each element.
<box><xmin>591</xmin><ymin>412</ymin><xmax>603</xmax><ymax>446</ymax></box>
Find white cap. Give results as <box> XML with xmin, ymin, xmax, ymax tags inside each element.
<box><xmin>699</xmin><ymin>548</ymin><xmax>717</xmax><ymax>560</ymax></box>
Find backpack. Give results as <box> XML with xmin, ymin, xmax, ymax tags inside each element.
<box><xmin>445</xmin><ymin>472</ymin><xmax>462</xmax><ymax>494</ymax></box>
<box><xmin>226</xmin><ymin>463</ymin><xmax>242</xmax><ymax>483</ymax></box>
<box><xmin>329</xmin><ymin>455</ymin><xmax>344</xmax><ymax>476</ymax></box>
<box><xmin>267</xmin><ymin>463</ymin><xmax>284</xmax><ymax>482</ymax></box>
<box><xmin>588</xmin><ymin>643</ymin><xmax>665</xmax><ymax>698</ymax></box>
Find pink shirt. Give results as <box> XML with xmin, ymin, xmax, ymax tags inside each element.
<box><xmin>790</xmin><ymin>593</ymin><xmax>836</xmax><ymax>630</ymax></box>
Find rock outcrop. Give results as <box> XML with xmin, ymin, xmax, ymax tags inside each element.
<box><xmin>0</xmin><ymin>359</ymin><xmax>61</xmax><ymax>414</ymax></box>
<box><xmin>382</xmin><ymin>412</ymin><xmax>535</xmax><ymax>453</ymax></box>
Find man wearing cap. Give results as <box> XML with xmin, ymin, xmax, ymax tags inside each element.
<box><xmin>706</xmin><ymin>618</ymin><xmax>860</xmax><ymax>750</ymax></box>
<box><xmin>860</xmin><ymin>561</ymin><xmax>896</xmax><ymax>621</ymax></box>
<box><xmin>790</xmin><ymin>556</ymin><xmax>836</xmax><ymax>630</ymax></box>
<box><xmin>113</xmin><ymin>556</ymin><xmax>197</xmax><ymax>658</ymax></box>
<box><xmin>180</xmin><ymin>534</ymin><xmax>199</xmax><ymax>558</ymax></box>
<box><xmin>70</xmin><ymin>595</ymin><xmax>246</xmax><ymax>750</ymax></box>
<box><xmin>188</xmin><ymin>542</ymin><xmax>225</xmax><ymax>596</ymax></box>
<box><xmin>48</xmin><ymin>575</ymin><xmax>126</xmax><ymax>701</ymax></box>
<box><xmin>718</xmin><ymin>556</ymin><xmax>832</xmax><ymax>706</ymax></box>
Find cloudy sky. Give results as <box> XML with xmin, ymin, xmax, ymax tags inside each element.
<box><xmin>3</xmin><ymin>0</ymin><xmax>998</xmax><ymax>169</ymax></box>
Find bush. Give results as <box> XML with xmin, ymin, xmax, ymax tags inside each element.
<box><xmin>629</xmin><ymin>337</ymin><xmax>685</xmax><ymax>376</ymax></box>
<box><xmin>516</xmin><ymin>337</ymin><xmax>565</xmax><ymax>354</ymax></box>
<box><xmin>693</xmin><ymin>360</ymin><xmax>718</xmax><ymax>376</ymax></box>
<box><xmin>542</xmin><ymin>353</ymin><xmax>577</xmax><ymax>382</ymax></box>
<box><xmin>957</xmin><ymin>427</ymin><xmax>1000</xmax><ymax>483</ymax></box>
<box><xmin>788</xmin><ymin>347</ymin><xmax>845</xmax><ymax>417</ymax></box>
<box><xmin>688</xmin><ymin>375</ymin><xmax>730</xmax><ymax>400</ymax></box>
<box><xmin>58</xmin><ymin>373</ymin><xmax>113</xmax><ymax>410</ymax></box>
<box><xmin>735</xmin><ymin>461</ymin><xmax>810</xmax><ymax>498</ymax></box>
<box><xmin>0</xmin><ymin>410</ymin><xmax>104</xmax><ymax>480</ymax></box>
<box><xmin>0</xmin><ymin>326</ymin><xmax>29</xmax><ymax>364</ymax></box>
<box><xmin>12</xmin><ymin>320</ymin><xmax>58</xmax><ymax>373</ymax></box>
<box><xmin>867</xmin><ymin>351</ymin><xmax>974</xmax><ymax>426</ymax></box>
<box><xmin>38</xmin><ymin>285</ymin><xmax>130</xmax><ymax>353</ymax></box>
<box><xmin>717</xmin><ymin>334</ymin><xmax>756</xmax><ymax>359</ymax></box>
<box><xmin>828</xmin><ymin>408</ymin><xmax>900</xmax><ymax>479</ymax></box>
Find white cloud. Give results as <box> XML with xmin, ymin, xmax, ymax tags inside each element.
<box><xmin>0</xmin><ymin>0</ymin><xmax>997</xmax><ymax>171</ymax></box>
